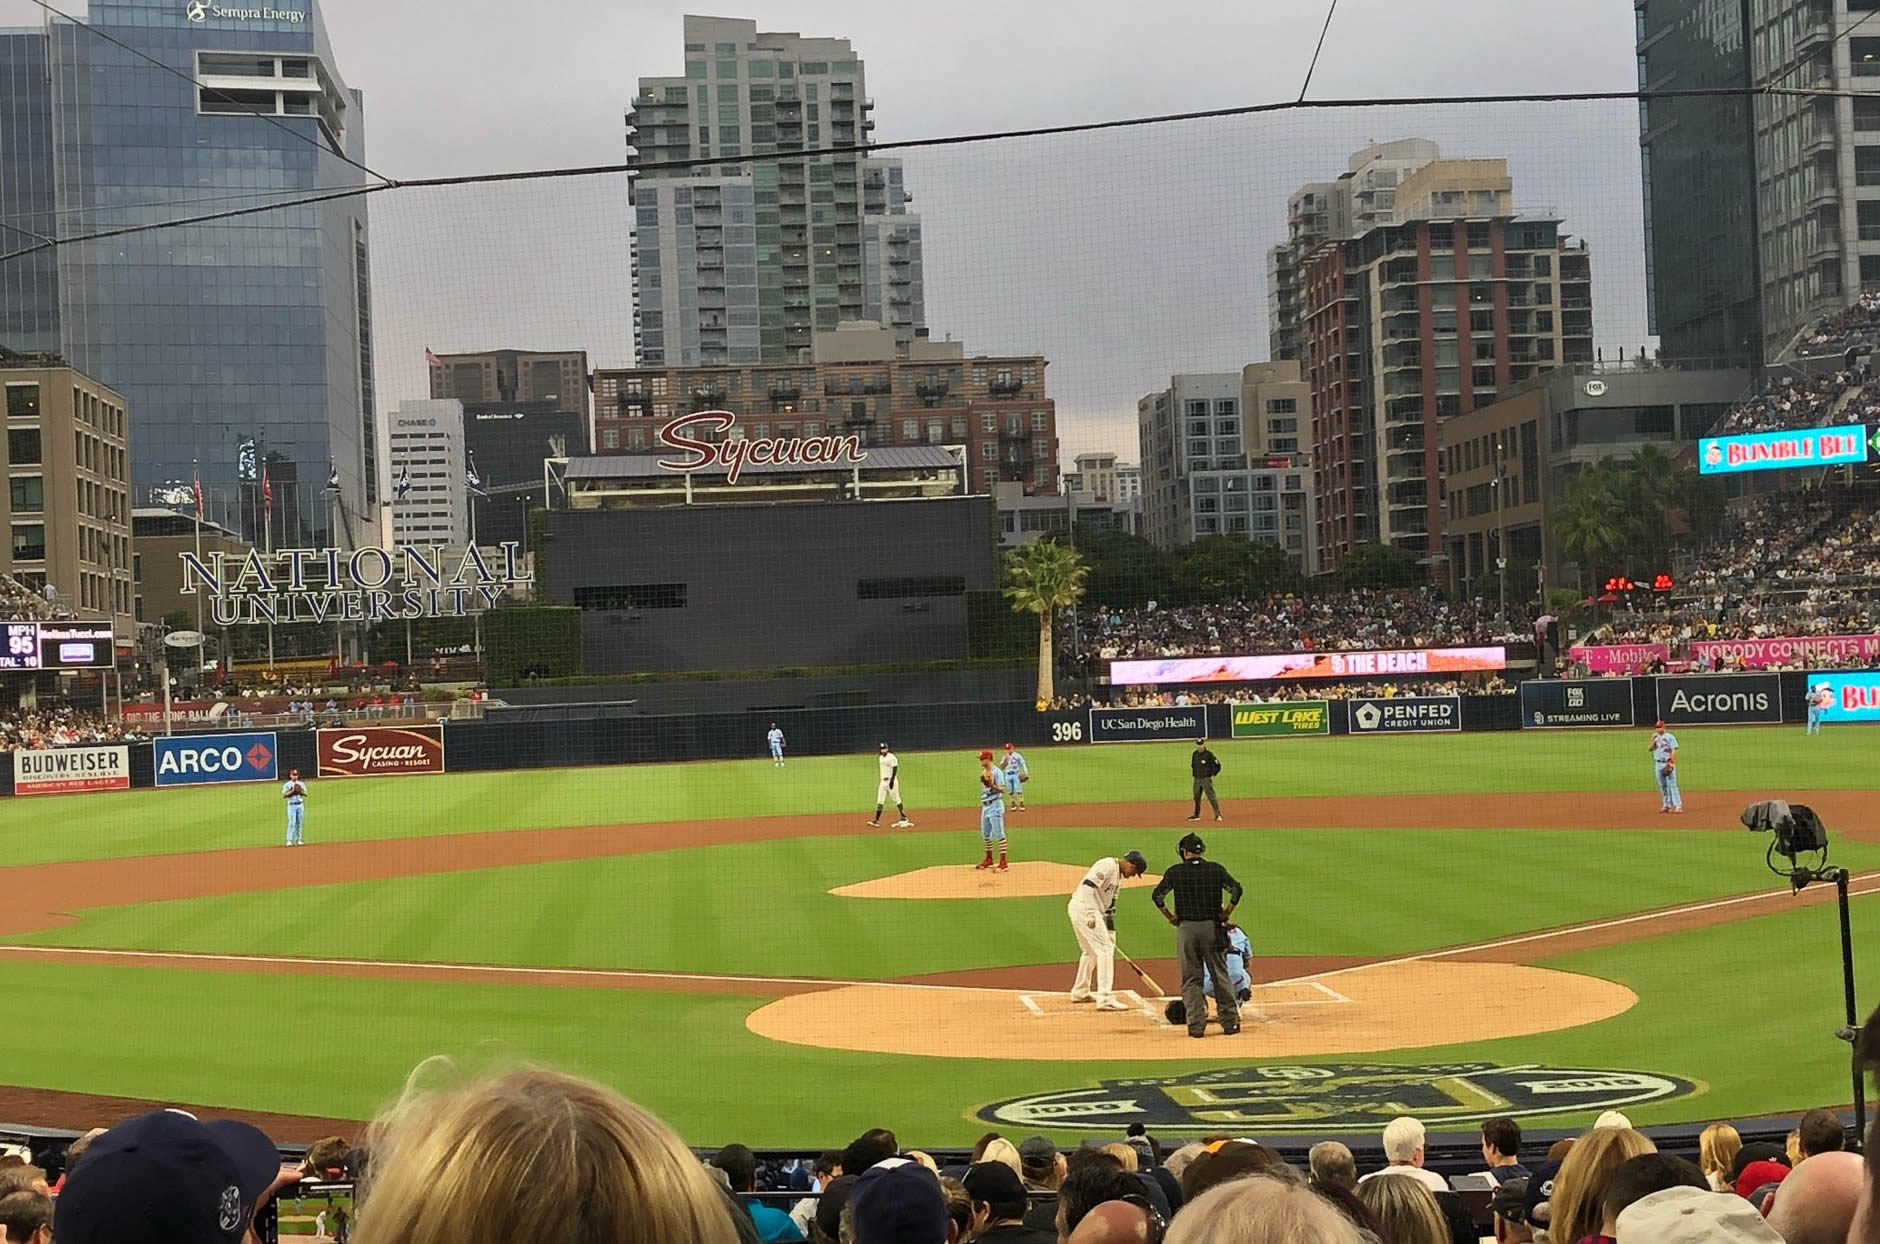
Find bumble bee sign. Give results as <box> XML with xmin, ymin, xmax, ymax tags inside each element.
<box><xmin>180</xmin><ymin>542</ymin><xmax>531</xmax><ymax>624</ymax></box>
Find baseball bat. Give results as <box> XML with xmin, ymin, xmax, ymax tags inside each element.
<box><xmin>1115</xmin><ymin>944</ymin><xmax>1168</xmax><ymax>998</ymax></box>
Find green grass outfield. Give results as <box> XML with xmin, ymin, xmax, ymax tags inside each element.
<box><xmin>2</xmin><ymin>725</ymin><xmax>1875</xmax><ymax>1144</ymax></box>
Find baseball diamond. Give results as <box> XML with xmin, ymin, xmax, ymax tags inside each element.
<box><xmin>2</xmin><ymin>728</ymin><xmax>1878</xmax><ymax>1146</ymax></box>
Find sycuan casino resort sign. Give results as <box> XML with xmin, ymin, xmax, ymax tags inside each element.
<box><xmin>180</xmin><ymin>543</ymin><xmax>533</xmax><ymax>624</ymax></box>
<box><xmin>657</xmin><ymin>411</ymin><xmax>869</xmax><ymax>485</ymax></box>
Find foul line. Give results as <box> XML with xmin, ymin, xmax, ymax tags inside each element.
<box><xmin>6</xmin><ymin>872</ymin><xmax>1874</xmax><ymax>999</ymax></box>
<box><xmin>1265</xmin><ymin>871</ymin><xmax>1880</xmax><ymax>989</ymax></box>
<box><xmin>1019</xmin><ymin>994</ymin><xmax>1044</xmax><ymax>1016</ymax></box>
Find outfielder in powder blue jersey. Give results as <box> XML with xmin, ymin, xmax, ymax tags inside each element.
<box><xmin>1001</xmin><ymin>741</ymin><xmax>1029</xmax><ymax>810</ymax></box>
<box><xmin>766</xmin><ymin>723</ymin><xmax>786</xmax><ymax>766</ymax></box>
<box><xmin>1807</xmin><ymin>684</ymin><xmax>1832</xmax><ymax>735</ymax></box>
<box><xmin>282</xmin><ymin>769</ymin><xmax>308</xmax><ymax>846</ymax></box>
<box><xmin>1649</xmin><ymin>721</ymin><xmax>1682</xmax><ymax>813</ymax></box>
<box><xmin>976</xmin><ymin>750</ymin><xmax>1008</xmax><ymax>871</ymax></box>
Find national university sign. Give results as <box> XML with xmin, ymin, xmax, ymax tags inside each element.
<box><xmin>180</xmin><ymin>543</ymin><xmax>532</xmax><ymax>625</ymax></box>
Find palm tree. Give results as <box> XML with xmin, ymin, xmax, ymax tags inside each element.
<box><xmin>1003</xmin><ymin>539</ymin><xmax>1089</xmax><ymax>705</ymax></box>
<box><xmin>1554</xmin><ymin>465</ymin><xmax>1624</xmax><ymax>590</ymax></box>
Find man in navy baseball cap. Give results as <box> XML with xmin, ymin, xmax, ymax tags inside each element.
<box><xmin>54</xmin><ymin>1109</ymin><xmax>298</xmax><ymax>1244</ymax></box>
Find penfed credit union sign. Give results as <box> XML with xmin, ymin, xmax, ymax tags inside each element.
<box><xmin>180</xmin><ymin>543</ymin><xmax>532</xmax><ymax>625</ymax></box>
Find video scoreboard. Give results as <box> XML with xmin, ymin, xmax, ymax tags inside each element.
<box><xmin>0</xmin><ymin>621</ymin><xmax>116</xmax><ymax>670</ymax></box>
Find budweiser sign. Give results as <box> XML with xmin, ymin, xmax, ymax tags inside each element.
<box><xmin>658</xmin><ymin>410</ymin><xmax>867</xmax><ymax>485</ymax></box>
<box><xmin>317</xmin><ymin>726</ymin><xmax>446</xmax><ymax>778</ymax></box>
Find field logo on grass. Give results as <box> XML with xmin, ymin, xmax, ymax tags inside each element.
<box><xmin>976</xmin><ymin>1061</ymin><xmax>1698</xmax><ymax>1130</ymax></box>
<box><xmin>154</xmin><ymin>731</ymin><xmax>279</xmax><ymax>787</ymax></box>
<box><xmin>1230</xmin><ymin>701</ymin><xmax>1330</xmax><ymax>738</ymax></box>
<box><xmin>13</xmin><ymin>744</ymin><xmax>130</xmax><ymax>795</ymax></box>
<box><xmin>317</xmin><ymin>725</ymin><xmax>445</xmax><ymax>778</ymax></box>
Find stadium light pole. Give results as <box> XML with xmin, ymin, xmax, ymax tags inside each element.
<box><xmin>1494</xmin><ymin>436</ymin><xmax>1507</xmax><ymax>628</ymax></box>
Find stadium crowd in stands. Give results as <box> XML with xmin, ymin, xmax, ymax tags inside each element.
<box><xmin>1795</xmin><ymin>289</ymin><xmax>1880</xmax><ymax>360</ymax></box>
<box><xmin>0</xmin><ymin>708</ymin><xmax>129</xmax><ymax>750</ymax></box>
<box><xmin>14</xmin><ymin>1057</ymin><xmax>1878</xmax><ymax>1244</ymax></box>
<box><xmin>1707</xmin><ymin>369</ymin><xmax>1863</xmax><ymax>437</ymax></box>
<box><xmin>1068</xmin><ymin>588</ymin><xmax>1533</xmax><ymax>669</ymax></box>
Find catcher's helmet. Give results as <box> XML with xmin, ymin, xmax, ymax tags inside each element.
<box><xmin>1178</xmin><ymin>832</ymin><xmax>1206</xmax><ymax>855</ymax></box>
<box><xmin>1164</xmin><ymin>999</ymin><xmax>1187</xmax><ymax>1025</ymax></box>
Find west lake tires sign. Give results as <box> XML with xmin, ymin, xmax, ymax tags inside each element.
<box><xmin>977</xmin><ymin>1062</ymin><xmax>1698</xmax><ymax>1130</ymax></box>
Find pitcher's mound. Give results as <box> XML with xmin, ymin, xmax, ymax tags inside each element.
<box><xmin>832</xmin><ymin>862</ymin><xmax>1163</xmax><ymax>900</ymax></box>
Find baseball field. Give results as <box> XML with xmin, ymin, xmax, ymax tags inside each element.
<box><xmin>1</xmin><ymin>724</ymin><xmax>1876</xmax><ymax>1146</ymax></box>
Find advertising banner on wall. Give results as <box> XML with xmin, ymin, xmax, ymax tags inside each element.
<box><xmin>1347</xmin><ymin>696</ymin><xmax>1462</xmax><ymax>735</ymax></box>
<box><xmin>1111</xmin><ymin>646</ymin><xmax>1505</xmax><ymax>686</ymax></box>
<box><xmin>317</xmin><ymin>726</ymin><xmax>446</xmax><ymax>777</ymax></box>
<box><xmin>1520</xmin><ymin>679</ymin><xmax>1635</xmax><ymax>729</ymax></box>
<box><xmin>1088</xmin><ymin>706</ymin><xmax>1207</xmax><ymax>744</ymax></box>
<box><xmin>1567</xmin><ymin>643</ymin><xmax>1668</xmax><ymax>675</ymax></box>
<box><xmin>1653</xmin><ymin>674</ymin><xmax>1783</xmax><ymax>725</ymax></box>
<box><xmin>1689</xmin><ymin>633</ymin><xmax>1880</xmax><ymax>670</ymax></box>
<box><xmin>1229</xmin><ymin>701</ymin><xmax>1331</xmax><ymax>738</ymax></box>
<box><xmin>153</xmin><ymin>732</ymin><xmax>280</xmax><ymax>788</ymax></box>
<box><xmin>14</xmin><ymin>745</ymin><xmax>131</xmax><ymax>795</ymax></box>
<box><xmin>1697</xmin><ymin>424</ymin><xmax>1869</xmax><ymax>475</ymax></box>
<box><xmin>1811</xmin><ymin>672</ymin><xmax>1880</xmax><ymax>723</ymax></box>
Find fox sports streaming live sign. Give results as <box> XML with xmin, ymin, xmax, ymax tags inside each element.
<box><xmin>1110</xmin><ymin>646</ymin><xmax>1505</xmax><ymax>686</ymax></box>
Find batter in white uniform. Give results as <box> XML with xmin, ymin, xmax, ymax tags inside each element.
<box><xmin>870</xmin><ymin>742</ymin><xmax>912</xmax><ymax>828</ymax></box>
<box><xmin>1068</xmin><ymin>850</ymin><xmax>1149</xmax><ymax>1010</ymax></box>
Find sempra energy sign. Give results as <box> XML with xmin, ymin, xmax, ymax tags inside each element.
<box><xmin>186</xmin><ymin>1</ymin><xmax>308</xmax><ymax>21</ymax></box>
<box><xmin>657</xmin><ymin>411</ymin><xmax>868</xmax><ymax>485</ymax></box>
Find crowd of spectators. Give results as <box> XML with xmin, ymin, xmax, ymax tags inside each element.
<box><xmin>0</xmin><ymin>574</ymin><xmax>74</xmax><ymax>623</ymax></box>
<box><xmin>1043</xmin><ymin>675</ymin><xmax>1512</xmax><ymax>712</ymax></box>
<box><xmin>1066</xmin><ymin>589</ymin><xmax>1533</xmax><ymax>671</ymax></box>
<box><xmin>1706</xmin><ymin>369</ymin><xmax>1862</xmax><ymax>438</ymax></box>
<box><xmin>9</xmin><ymin>1056</ymin><xmax>1877</xmax><ymax>1244</ymax></box>
<box><xmin>0</xmin><ymin>708</ymin><xmax>132</xmax><ymax>750</ymax></box>
<box><xmin>1795</xmin><ymin>289</ymin><xmax>1880</xmax><ymax>360</ymax></box>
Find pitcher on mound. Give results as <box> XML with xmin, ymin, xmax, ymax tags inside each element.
<box><xmin>976</xmin><ymin>749</ymin><xmax>1008</xmax><ymax>871</ymax></box>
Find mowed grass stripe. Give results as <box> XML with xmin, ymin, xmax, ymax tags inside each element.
<box><xmin>0</xmin><ymin>726</ymin><xmax>1868</xmax><ymax>868</ymax></box>
<box><xmin>21</xmin><ymin>829</ymin><xmax>1880</xmax><ymax>979</ymax></box>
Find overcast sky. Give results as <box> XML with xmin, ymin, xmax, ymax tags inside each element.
<box><xmin>19</xmin><ymin>0</ymin><xmax>1649</xmax><ymax>464</ymax></box>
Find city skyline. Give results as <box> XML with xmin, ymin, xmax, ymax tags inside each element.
<box><xmin>5</xmin><ymin>1</ymin><xmax>1648</xmax><ymax>471</ymax></box>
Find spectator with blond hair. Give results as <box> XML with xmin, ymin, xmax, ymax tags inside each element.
<box><xmin>1168</xmin><ymin>1174</ymin><xmax>1367</xmax><ymax>1244</ymax></box>
<box><xmin>1545</xmin><ymin>1126</ymin><xmax>1656</xmax><ymax>1244</ymax></box>
<box><xmin>1357</xmin><ymin>1172</ymin><xmax>1451</xmax><ymax>1244</ymax></box>
<box><xmin>1699</xmin><ymin>1122</ymin><xmax>1743</xmax><ymax>1193</ymax></box>
<box><xmin>353</xmin><ymin>1063</ymin><xmax>744</xmax><ymax>1244</ymax></box>
<box><xmin>978</xmin><ymin>1137</ymin><xmax>1023</xmax><ymax>1178</ymax></box>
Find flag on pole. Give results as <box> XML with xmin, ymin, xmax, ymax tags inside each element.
<box><xmin>325</xmin><ymin>463</ymin><xmax>341</xmax><ymax>493</ymax></box>
<box><xmin>466</xmin><ymin>454</ymin><xmax>488</xmax><ymax>497</ymax></box>
<box><xmin>261</xmin><ymin>465</ymin><xmax>272</xmax><ymax>517</ymax></box>
<box><xmin>394</xmin><ymin>464</ymin><xmax>412</xmax><ymax>501</ymax></box>
<box><xmin>192</xmin><ymin>471</ymin><xmax>203</xmax><ymax>521</ymax></box>
<box><xmin>425</xmin><ymin>348</ymin><xmax>441</xmax><ymax>368</ymax></box>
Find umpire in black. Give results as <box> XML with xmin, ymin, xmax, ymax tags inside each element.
<box><xmin>1151</xmin><ymin>831</ymin><xmax>1244</xmax><ymax>1037</ymax></box>
<box><xmin>1188</xmin><ymin>738</ymin><xmax>1222</xmax><ymax>821</ymax></box>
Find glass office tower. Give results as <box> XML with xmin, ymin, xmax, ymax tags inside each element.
<box><xmin>0</xmin><ymin>0</ymin><xmax>375</xmax><ymax>546</ymax></box>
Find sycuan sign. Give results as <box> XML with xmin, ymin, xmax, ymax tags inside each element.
<box><xmin>658</xmin><ymin>411</ymin><xmax>868</xmax><ymax>485</ymax></box>
<box><xmin>180</xmin><ymin>543</ymin><xmax>532</xmax><ymax>625</ymax></box>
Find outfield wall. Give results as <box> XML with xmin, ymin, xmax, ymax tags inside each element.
<box><xmin>0</xmin><ymin>671</ymin><xmax>1859</xmax><ymax>794</ymax></box>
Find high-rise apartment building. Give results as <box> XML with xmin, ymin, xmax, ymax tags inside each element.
<box><xmin>0</xmin><ymin>0</ymin><xmax>376</xmax><ymax>546</ymax></box>
<box><xmin>1136</xmin><ymin>365</ymin><xmax>1316</xmax><ymax>567</ymax></box>
<box><xmin>387</xmin><ymin>400</ymin><xmax>468</xmax><ymax>548</ymax></box>
<box><xmin>1268</xmin><ymin>140</ymin><xmax>1441</xmax><ymax>362</ymax></box>
<box><xmin>626</xmin><ymin>15</ymin><xmax>926</xmax><ymax>367</ymax></box>
<box><xmin>1302</xmin><ymin>159</ymin><xmax>1593</xmax><ymax>565</ymax></box>
<box><xmin>2</xmin><ymin>358</ymin><xmax>133</xmax><ymax>629</ymax></box>
<box><xmin>429</xmin><ymin>350</ymin><xmax>589</xmax><ymax>410</ymax></box>
<box><xmin>593</xmin><ymin>323</ymin><xmax>1059</xmax><ymax>496</ymax></box>
<box><xmin>1640</xmin><ymin>0</ymin><xmax>1880</xmax><ymax>363</ymax></box>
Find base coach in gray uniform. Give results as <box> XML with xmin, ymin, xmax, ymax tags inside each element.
<box><xmin>1151</xmin><ymin>832</ymin><xmax>1244</xmax><ymax>1038</ymax></box>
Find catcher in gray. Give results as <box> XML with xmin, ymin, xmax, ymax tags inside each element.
<box><xmin>1150</xmin><ymin>831</ymin><xmax>1243</xmax><ymax>1038</ymax></box>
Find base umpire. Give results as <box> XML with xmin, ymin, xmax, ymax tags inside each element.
<box><xmin>1150</xmin><ymin>832</ymin><xmax>1244</xmax><ymax>1037</ymax></box>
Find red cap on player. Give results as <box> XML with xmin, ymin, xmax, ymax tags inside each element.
<box><xmin>289</xmin><ymin>768</ymin><xmax>299</xmax><ymax>778</ymax></box>
<box><xmin>1654</xmin><ymin>720</ymin><xmax>1666</xmax><ymax>729</ymax></box>
<box><xmin>978</xmin><ymin>749</ymin><xmax>993</xmax><ymax>761</ymax></box>
<box><xmin>1003</xmin><ymin>742</ymin><xmax>1014</xmax><ymax>750</ymax></box>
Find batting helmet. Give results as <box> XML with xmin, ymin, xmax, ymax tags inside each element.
<box><xmin>1122</xmin><ymin>850</ymin><xmax>1148</xmax><ymax>875</ymax></box>
<box><xmin>1178</xmin><ymin>832</ymin><xmax>1206</xmax><ymax>855</ymax></box>
<box><xmin>1164</xmin><ymin>999</ymin><xmax>1187</xmax><ymax>1025</ymax></box>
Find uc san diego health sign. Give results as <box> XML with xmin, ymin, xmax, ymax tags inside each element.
<box><xmin>180</xmin><ymin>543</ymin><xmax>532</xmax><ymax>625</ymax></box>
